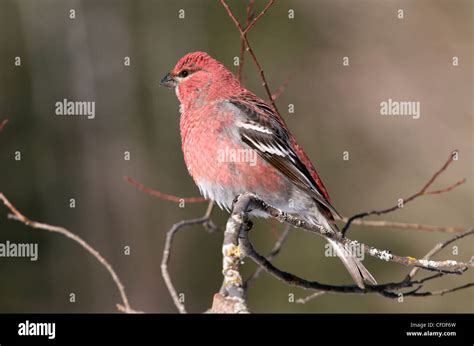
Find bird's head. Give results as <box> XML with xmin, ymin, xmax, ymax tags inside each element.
<box><xmin>160</xmin><ymin>52</ymin><xmax>240</xmax><ymax>105</ymax></box>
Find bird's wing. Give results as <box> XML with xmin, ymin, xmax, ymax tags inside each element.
<box><xmin>228</xmin><ymin>93</ymin><xmax>341</xmax><ymax>218</ymax></box>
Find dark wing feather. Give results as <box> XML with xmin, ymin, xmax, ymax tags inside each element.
<box><xmin>229</xmin><ymin>94</ymin><xmax>341</xmax><ymax>218</ymax></box>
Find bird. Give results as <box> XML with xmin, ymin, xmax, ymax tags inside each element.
<box><xmin>160</xmin><ymin>51</ymin><xmax>376</xmax><ymax>288</ymax></box>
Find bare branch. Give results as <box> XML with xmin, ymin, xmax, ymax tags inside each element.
<box><xmin>343</xmin><ymin>151</ymin><xmax>465</xmax><ymax>234</ymax></box>
<box><xmin>211</xmin><ymin>199</ymin><xmax>251</xmax><ymax>313</ymax></box>
<box><xmin>161</xmin><ymin>201</ymin><xmax>216</xmax><ymax>313</ymax></box>
<box><xmin>242</xmin><ymin>0</ymin><xmax>275</xmax><ymax>35</ymax></box>
<box><xmin>220</xmin><ymin>0</ymin><xmax>282</xmax><ymax>116</ymax></box>
<box><xmin>407</xmin><ymin>227</ymin><xmax>474</xmax><ymax>279</ymax></box>
<box><xmin>209</xmin><ymin>292</ymin><xmax>248</xmax><ymax>313</ymax></box>
<box><xmin>244</xmin><ymin>223</ymin><xmax>292</xmax><ymax>290</ymax></box>
<box><xmin>244</xmin><ymin>195</ymin><xmax>473</xmax><ymax>272</ymax></box>
<box><xmin>296</xmin><ymin>291</ymin><xmax>326</xmax><ymax>304</ymax></box>
<box><xmin>271</xmin><ymin>77</ymin><xmax>290</xmax><ymax>101</ymax></box>
<box><xmin>338</xmin><ymin>218</ymin><xmax>465</xmax><ymax>234</ymax></box>
<box><xmin>419</xmin><ymin>150</ymin><xmax>461</xmax><ymax>194</ymax></box>
<box><xmin>125</xmin><ymin>175</ymin><xmax>215</xmax><ymax>310</ymax></box>
<box><xmin>224</xmin><ymin>193</ymin><xmax>473</xmax><ymax>299</ymax></box>
<box><xmin>297</xmin><ymin>229</ymin><xmax>473</xmax><ymax>305</ymax></box>
<box><xmin>0</xmin><ymin>193</ymin><xmax>139</xmax><ymax>313</ymax></box>
<box><xmin>236</xmin><ymin>0</ymin><xmax>254</xmax><ymax>81</ymax></box>
<box><xmin>405</xmin><ymin>283</ymin><xmax>474</xmax><ymax>297</ymax></box>
<box><xmin>0</xmin><ymin>118</ymin><xmax>8</xmax><ymax>132</ymax></box>
<box><xmin>125</xmin><ymin>176</ymin><xmax>206</xmax><ymax>203</ymax></box>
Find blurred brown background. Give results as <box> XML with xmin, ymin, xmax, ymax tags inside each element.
<box><xmin>0</xmin><ymin>0</ymin><xmax>472</xmax><ymax>313</ymax></box>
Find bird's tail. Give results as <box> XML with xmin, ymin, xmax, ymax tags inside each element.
<box><xmin>310</xmin><ymin>210</ymin><xmax>376</xmax><ymax>288</ymax></box>
<box><xmin>326</xmin><ymin>238</ymin><xmax>377</xmax><ymax>289</ymax></box>
<box><xmin>303</xmin><ymin>207</ymin><xmax>377</xmax><ymax>288</ymax></box>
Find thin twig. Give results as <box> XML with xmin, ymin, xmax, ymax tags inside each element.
<box><xmin>296</xmin><ymin>291</ymin><xmax>326</xmax><ymax>304</ymax></box>
<box><xmin>221</xmin><ymin>0</ymin><xmax>281</xmax><ymax>116</ymax></box>
<box><xmin>242</xmin><ymin>0</ymin><xmax>275</xmax><ymax>35</ymax></box>
<box><xmin>271</xmin><ymin>78</ymin><xmax>290</xmax><ymax>101</ymax></box>
<box><xmin>125</xmin><ymin>176</ymin><xmax>206</xmax><ymax>203</ymax></box>
<box><xmin>0</xmin><ymin>193</ymin><xmax>138</xmax><ymax>313</ymax></box>
<box><xmin>161</xmin><ymin>201</ymin><xmax>215</xmax><ymax>313</ymax></box>
<box><xmin>236</xmin><ymin>0</ymin><xmax>254</xmax><ymax>81</ymax></box>
<box><xmin>338</xmin><ymin>218</ymin><xmax>466</xmax><ymax>234</ymax></box>
<box><xmin>0</xmin><ymin>118</ymin><xmax>8</xmax><ymax>132</ymax></box>
<box><xmin>407</xmin><ymin>228</ymin><xmax>474</xmax><ymax>279</ymax></box>
<box><xmin>405</xmin><ymin>283</ymin><xmax>474</xmax><ymax>297</ymax></box>
<box><xmin>343</xmin><ymin>151</ymin><xmax>464</xmax><ymax>235</ymax></box>
<box><xmin>244</xmin><ymin>223</ymin><xmax>292</xmax><ymax>289</ymax></box>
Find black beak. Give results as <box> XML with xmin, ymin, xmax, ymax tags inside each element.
<box><xmin>160</xmin><ymin>73</ymin><xmax>177</xmax><ymax>88</ymax></box>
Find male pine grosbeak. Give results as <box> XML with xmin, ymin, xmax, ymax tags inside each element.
<box><xmin>160</xmin><ymin>52</ymin><xmax>376</xmax><ymax>288</ymax></box>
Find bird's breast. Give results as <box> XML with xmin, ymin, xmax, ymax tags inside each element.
<box><xmin>179</xmin><ymin>103</ymin><xmax>287</xmax><ymax>207</ymax></box>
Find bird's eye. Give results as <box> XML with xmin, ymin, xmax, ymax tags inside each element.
<box><xmin>180</xmin><ymin>70</ymin><xmax>189</xmax><ymax>78</ymax></box>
